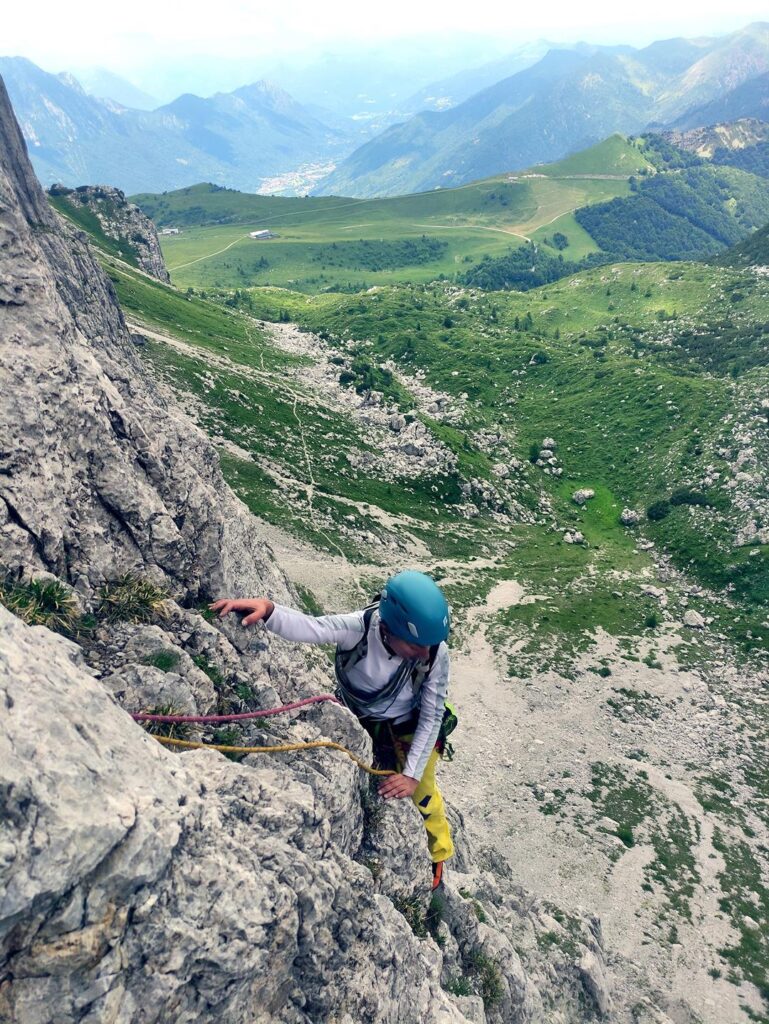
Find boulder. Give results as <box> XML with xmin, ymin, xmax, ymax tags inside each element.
<box><xmin>571</xmin><ymin>489</ymin><xmax>595</xmax><ymax>506</ymax></box>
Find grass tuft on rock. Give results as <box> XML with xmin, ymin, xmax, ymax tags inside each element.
<box><xmin>0</xmin><ymin>574</ymin><xmax>82</xmax><ymax>636</ymax></box>
<box><xmin>97</xmin><ymin>574</ymin><xmax>168</xmax><ymax>623</ymax></box>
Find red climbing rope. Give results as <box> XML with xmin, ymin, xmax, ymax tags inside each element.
<box><xmin>130</xmin><ymin>693</ymin><xmax>340</xmax><ymax>724</ymax></box>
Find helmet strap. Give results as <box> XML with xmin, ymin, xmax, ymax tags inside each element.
<box><xmin>379</xmin><ymin>621</ymin><xmax>398</xmax><ymax>656</ymax></box>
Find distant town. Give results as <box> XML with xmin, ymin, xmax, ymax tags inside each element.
<box><xmin>257</xmin><ymin>161</ymin><xmax>336</xmax><ymax>196</ymax></box>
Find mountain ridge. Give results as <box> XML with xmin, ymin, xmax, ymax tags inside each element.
<box><xmin>316</xmin><ymin>23</ymin><xmax>769</xmax><ymax>197</ymax></box>
<box><xmin>0</xmin><ymin>56</ymin><xmax>348</xmax><ymax>193</ymax></box>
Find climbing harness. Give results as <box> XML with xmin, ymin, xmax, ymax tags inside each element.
<box><xmin>335</xmin><ymin>602</ymin><xmax>438</xmax><ymax>717</ymax></box>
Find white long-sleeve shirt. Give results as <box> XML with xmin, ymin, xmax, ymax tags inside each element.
<box><xmin>264</xmin><ymin>603</ymin><xmax>450</xmax><ymax>781</ymax></box>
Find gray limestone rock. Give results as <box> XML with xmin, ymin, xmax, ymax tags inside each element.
<box><xmin>683</xmin><ymin>609</ymin><xmax>706</xmax><ymax>629</ymax></box>
<box><xmin>0</xmin><ymin>76</ymin><xmax>289</xmax><ymax>611</ymax></box>
<box><xmin>0</xmin><ymin>607</ymin><xmax>470</xmax><ymax>1024</ymax></box>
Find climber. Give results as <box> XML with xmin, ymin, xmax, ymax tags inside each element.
<box><xmin>210</xmin><ymin>570</ymin><xmax>454</xmax><ymax>889</ymax></box>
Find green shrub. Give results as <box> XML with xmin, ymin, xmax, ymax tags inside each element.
<box><xmin>669</xmin><ymin>488</ymin><xmax>712</xmax><ymax>507</ymax></box>
<box><xmin>647</xmin><ymin>500</ymin><xmax>671</xmax><ymax>521</ymax></box>
<box><xmin>616</xmin><ymin>824</ymin><xmax>635</xmax><ymax>847</ymax></box>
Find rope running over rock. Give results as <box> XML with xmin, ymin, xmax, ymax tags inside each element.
<box><xmin>152</xmin><ymin>735</ymin><xmax>394</xmax><ymax>776</ymax></box>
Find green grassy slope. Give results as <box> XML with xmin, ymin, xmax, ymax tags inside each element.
<box><xmin>530</xmin><ymin>134</ymin><xmax>655</xmax><ymax>177</ymax></box>
<box><xmin>134</xmin><ymin>133</ymin><xmax>769</xmax><ymax>294</ymax></box>
<box><xmin>132</xmin><ymin>167</ymin><xmax>631</xmax><ymax>292</ymax></box>
<box><xmin>234</xmin><ymin>262</ymin><xmax>769</xmax><ymax>632</ymax></box>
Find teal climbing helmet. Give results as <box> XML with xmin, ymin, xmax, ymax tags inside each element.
<box><xmin>379</xmin><ymin>570</ymin><xmax>450</xmax><ymax>646</ymax></box>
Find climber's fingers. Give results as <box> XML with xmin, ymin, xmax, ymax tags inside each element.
<box><xmin>378</xmin><ymin>773</ymin><xmax>419</xmax><ymax>800</ymax></box>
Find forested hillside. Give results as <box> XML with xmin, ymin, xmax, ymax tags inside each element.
<box><xmin>574</xmin><ymin>147</ymin><xmax>769</xmax><ymax>261</ymax></box>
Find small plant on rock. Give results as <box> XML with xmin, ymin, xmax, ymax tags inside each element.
<box><xmin>192</xmin><ymin>655</ymin><xmax>226</xmax><ymax>689</ymax></box>
<box><xmin>445</xmin><ymin>974</ymin><xmax>473</xmax><ymax>997</ymax></box>
<box><xmin>0</xmin><ymin>574</ymin><xmax>81</xmax><ymax>636</ymax></box>
<box><xmin>468</xmin><ymin>949</ymin><xmax>504</xmax><ymax>1007</ymax></box>
<box><xmin>143</xmin><ymin>648</ymin><xmax>181</xmax><ymax>672</ymax></box>
<box><xmin>140</xmin><ymin>705</ymin><xmax>192</xmax><ymax>741</ymax></box>
<box><xmin>97</xmin><ymin>574</ymin><xmax>167</xmax><ymax>623</ymax></box>
<box><xmin>211</xmin><ymin>726</ymin><xmax>246</xmax><ymax>761</ymax></box>
<box><xmin>393</xmin><ymin>894</ymin><xmax>428</xmax><ymax>938</ymax></box>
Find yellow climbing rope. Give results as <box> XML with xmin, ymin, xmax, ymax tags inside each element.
<box><xmin>152</xmin><ymin>735</ymin><xmax>395</xmax><ymax>776</ymax></box>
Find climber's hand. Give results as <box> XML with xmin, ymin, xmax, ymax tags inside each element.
<box><xmin>209</xmin><ymin>598</ymin><xmax>275</xmax><ymax>626</ymax></box>
<box><xmin>378</xmin><ymin>773</ymin><xmax>419</xmax><ymax>800</ymax></box>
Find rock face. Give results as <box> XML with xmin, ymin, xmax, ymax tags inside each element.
<box><xmin>0</xmin><ymin>606</ymin><xmax>467</xmax><ymax>1024</ymax></box>
<box><xmin>0</xmin><ymin>76</ymin><xmax>612</xmax><ymax>1023</ymax></box>
<box><xmin>0</xmin><ymin>76</ymin><xmax>274</xmax><ymax>605</ymax></box>
<box><xmin>48</xmin><ymin>182</ymin><xmax>170</xmax><ymax>282</ymax></box>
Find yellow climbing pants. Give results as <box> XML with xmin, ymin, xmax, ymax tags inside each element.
<box><xmin>393</xmin><ymin>734</ymin><xmax>454</xmax><ymax>864</ymax></box>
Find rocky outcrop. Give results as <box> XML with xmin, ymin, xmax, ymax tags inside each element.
<box><xmin>662</xmin><ymin>118</ymin><xmax>769</xmax><ymax>159</ymax></box>
<box><xmin>48</xmin><ymin>183</ymin><xmax>170</xmax><ymax>282</ymax></box>
<box><xmin>0</xmin><ymin>75</ymin><xmax>612</xmax><ymax>1023</ymax></box>
<box><xmin>0</xmin><ymin>76</ymin><xmax>275</xmax><ymax>605</ymax></box>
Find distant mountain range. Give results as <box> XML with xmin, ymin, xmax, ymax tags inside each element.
<box><xmin>401</xmin><ymin>40</ymin><xmax>556</xmax><ymax>113</ymax></box>
<box><xmin>0</xmin><ymin>57</ymin><xmax>348</xmax><ymax>194</ymax></box>
<box><xmin>74</xmin><ymin>67</ymin><xmax>159</xmax><ymax>110</ymax></box>
<box><xmin>317</xmin><ymin>23</ymin><xmax>769</xmax><ymax>197</ymax></box>
<box><xmin>673</xmin><ymin>70</ymin><xmax>769</xmax><ymax>129</ymax></box>
<box><xmin>4</xmin><ymin>23</ymin><xmax>769</xmax><ymax>199</ymax></box>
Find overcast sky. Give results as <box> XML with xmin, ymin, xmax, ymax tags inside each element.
<box><xmin>6</xmin><ymin>0</ymin><xmax>768</xmax><ymax>80</ymax></box>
